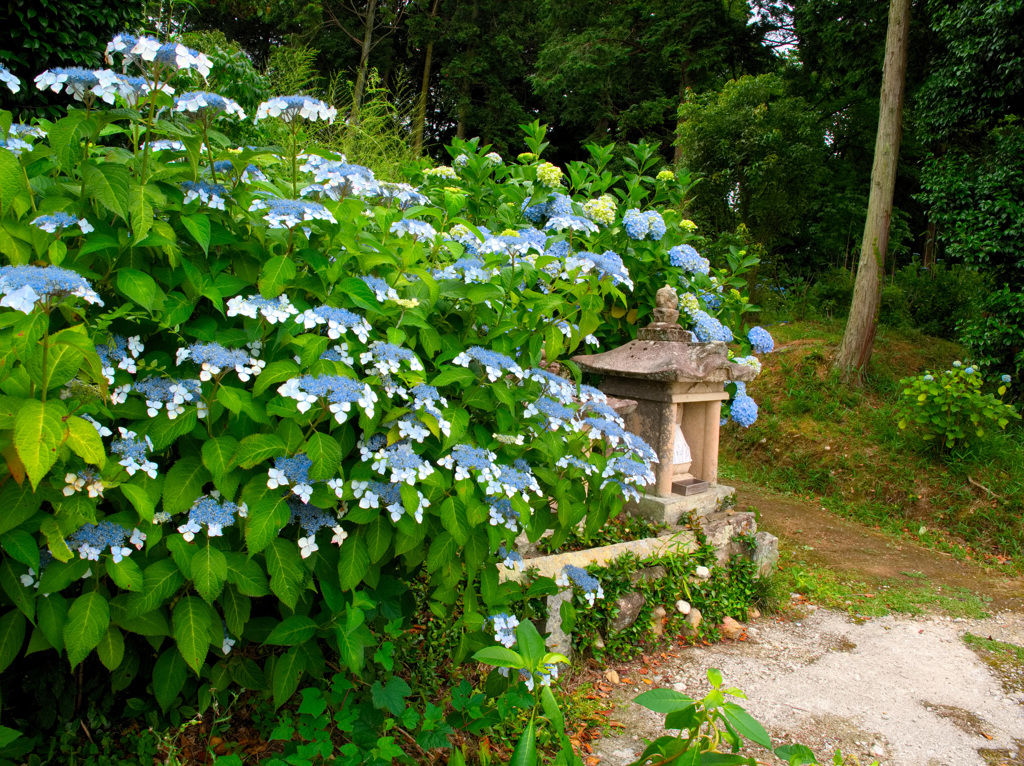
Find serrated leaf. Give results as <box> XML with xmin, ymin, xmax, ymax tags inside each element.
<box><xmin>129</xmin><ymin>559</ymin><xmax>184</xmax><ymax>615</ymax></box>
<box><xmin>633</xmin><ymin>688</ymin><xmax>697</xmax><ymax>714</ymax></box>
<box><xmin>162</xmin><ymin>457</ymin><xmax>210</xmax><ymax>514</ymax></box>
<box><xmin>96</xmin><ymin>625</ymin><xmax>125</xmax><ymax>671</ymax></box>
<box><xmin>37</xmin><ymin>592</ymin><xmax>67</xmax><ymax>652</ymax></box>
<box><xmin>202</xmin><ymin>435</ymin><xmax>238</xmax><ymax>479</ymax></box>
<box><xmin>145</xmin><ymin>409</ymin><xmax>198</xmax><ymax>451</ymax></box>
<box><xmin>364</xmin><ymin>516</ymin><xmax>393</xmax><ymax>564</ymax></box>
<box><xmin>427</xmin><ymin>532</ymin><xmax>458</xmax><ymax>573</ymax></box>
<box><xmin>190</xmin><ymin>542</ymin><xmax>227</xmax><ymax>603</ymax></box>
<box><xmin>371</xmin><ymin>675</ymin><xmax>411</xmax><ymax>716</ymax></box>
<box><xmin>245</xmin><ymin>494</ymin><xmax>290</xmax><ymax>555</ymax></box>
<box><xmin>14</xmin><ymin>399</ymin><xmax>64</xmax><ymax>490</ymax></box>
<box><xmin>181</xmin><ymin>213</ymin><xmax>211</xmax><ymax>254</ymax></box>
<box><xmin>65</xmin><ymin>416</ymin><xmax>106</xmax><ymax>467</ymax></box>
<box><xmin>0</xmin><ymin>610</ymin><xmax>26</xmax><ymax>674</ymax></box>
<box><xmin>265</xmin><ymin>615</ymin><xmax>317</xmax><ymax>646</ymax></box>
<box><xmin>265</xmin><ymin>539</ymin><xmax>304</xmax><ymax>610</ymax></box>
<box><xmin>105</xmin><ymin>556</ymin><xmax>144</xmax><ymax>592</ymax></box>
<box><xmin>117</xmin><ymin>268</ymin><xmax>163</xmax><ymax>311</ymax></box>
<box><xmin>272</xmin><ymin>646</ymin><xmax>305</xmax><ymax>709</ymax></box>
<box><xmin>64</xmin><ymin>592</ymin><xmax>110</xmax><ymax>668</ymax></box>
<box><xmin>259</xmin><ymin>256</ymin><xmax>297</xmax><ymax>298</ymax></box>
<box><xmin>229</xmin><ymin>656</ymin><xmax>268</xmax><ymax>690</ymax></box>
<box><xmin>1</xmin><ymin>530</ymin><xmax>39</xmax><ymax>572</ymax></box>
<box><xmin>224</xmin><ymin>553</ymin><xmax>270</xmax><ymax>596</ymax></box>
<box><xmin>129</xmin><ymin>183</ymin><xmax>154</xmax><ymax>243</ymax></box>
<box><xmin>82</xmin><ymin>162</ymin><xmax>130</xmax><ymax>220</ymax></box>
<box><xmin>337</xmin><ymin>534</ymin><xmax>369</xmax><ymax>591</ymax></box>
<box><xmin>233</xmin><ymin>433</ymin><xmax>286</xmax><ymax>469</ymax></box>
<box><xmin>472</xmin><ymin>646</ymin><xmax>524</xmax><ymax>669</ymax></box>
<box><xmin>221</xmin><ymin>584</ymin><xmax>250</xmax><ymax>638</ymax></box>
<box><xmin>173</xmin><ymin>596</ymin><xmax>212</xmax><ymax>673</ymax></box>
<box><xmin>153</xmin><ymin>647</ymin><xmax>187</xmax><ymax>711</ymax></box>
<box><xmin>0</xmin><ymin>148</ymin><xmax>25</xmax><ymax>210</ymax></box>
<box><xmin>305</xmin><ymin>432</ymin><xmax>341</xmax><ymax>481</ymax></box>
<box><xmin>120</xmin><ymin>483</ymin><xmax>155</xmax><ymax>523</ymax></box>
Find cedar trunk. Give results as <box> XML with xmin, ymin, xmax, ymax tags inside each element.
<box><xmin>834</xmin><ymin>0</ymin><xmax>912</xmax><ymax>383</ymax></box>
<box><xmin>351</xmin><ymin>0</ymin><xmax>377</xmax><ymax>125</ymax></box>
<box><xmin>412</xmin><ymin>0</ymin><xmax>441</xmax><ymax>155</ymax></box>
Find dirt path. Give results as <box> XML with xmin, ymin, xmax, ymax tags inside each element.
<box><xmin>587</xmin><ymin>486</ymin><xmax>1024</xmax><ymax>766</ymax></box>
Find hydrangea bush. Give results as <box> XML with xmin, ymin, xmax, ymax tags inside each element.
<box><xmin>0</xmin><ymin>36</ymin><xmax>770</xmax><ymax>756</ymax></box>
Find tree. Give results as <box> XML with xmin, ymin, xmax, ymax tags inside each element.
<box><xmin>834</xmin><ymin>0</ymin><xmax>912</xmax><ymax>383</ymax></box>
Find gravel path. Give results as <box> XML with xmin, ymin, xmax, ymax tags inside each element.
<box><xmin>592</xmin><ymin>606</ymin><xmax>1024</xmax><ymax>766</ymax></box>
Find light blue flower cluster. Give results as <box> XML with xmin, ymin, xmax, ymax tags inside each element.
<box><xmin>0</xmin><ymin>135</ymin><xmax>32</xmax><ymax>157</ymax></box>
<box><xmin>433</xmin><ymin>256</ymin><xmax>494</xmax><ymax>284</ymax></box>
<box><xmin>555</xmin><ymin>564</ymin><xmax>605</xmax><ymax>606</ymax></box>
<box><xmin>376</xmin><ymin>182</ymin><xmax>429</xmax><ymax>209</ymax></box>
<box><xmin>267</xmin><ymin>454</ymin><xmax>318</xmax><ymax>503</ymax></box>
<box><xmin>96</xmin><ymin>335</ymin><xmax>143</xmax><ymax>383</ymax></box>
<box><xmin>360</xmin><ymin>341</ymin><xmax>424</xmax><ymax>376</ymax></box>
<box><xmin>479</xmin><ymin>232</ymin><xmax>540</xmax><ymax>257</ymax></box>
<box><xmin>730</xmin><ymin>394</ymin><xmax>759</xmax><ymax>427</ymax></box>
<box><xmin>135</xmin><ymin>377</ymin><xmax>204</xmax><ymax>419</ymax></box>
<box><xmin>390</xmin><ymin>219</ymin><xmax>438</xmax><ymax>241</ymax></box>
<box><xmin>545</xmin><ymin>214</ymin><xmax>599</xmax><ymax>235</ymax></box>
<box><xmin>691</xmin><ymin>310</ymin><xmax>734</xmax><ymax>343</ymax></box>
<box><xmin>600</xmin><ymin>456</ymin><xmax>656</xmax><ymax>502</ymax></box>
<box><xmin>487</xmin><ymin>496</ymin><xmax>520</xmax><ymax>533</ymax></box>
<box><xmin>177</xmin><ymin>342</ymin><xmax>264</xmax><ymax>382</ymax></box>
<box><xmin>0</xmin><ymin>265</ymin><xmax>103</xmax><ymax>313</ymax></box>
<box><xmin>747</xmin><ymin>326</ymin><xmax>774</xmax><ymax>354</ymax></box>
<box><xmin>1002</xmin><ymin>374</ymin><xmax>1013</xmax><ymax>384</ymax></box>
<box><xmin>111</xmin><ymin>427</ymin><xmax>158</xmax><ymax>478</ymax></box>
<box><xmin>361</xmin><ymin>275</ymin><xmax>399</xmax><ymax>302</ymax></box>
<box><xmin>452</xmin><ymin>347</ymin><xmax>524</xmax><ymax>382</ymax></box>
<box><xmin>581</xmin><ymin>250</ymin><xmax>634</xmax><ymax>291</ymax></box>
<box><xmin>622</xmin><ymin>209</ymin><xmax>665</xmax><ymax>240</ymax></box>
<box><xmin>301</xmin><ymin>155</ymin><xmax>379</xmax><ymax>197</ymax></box>
<box><xmin>277</xmin><ymin>374</ymin><xmax>377</xmax><ymax>423</ymax></box>
<box><xmin>105</xmin><ymin>34</ymin><xmax>213</xmax><ymax>77</ymax></box>
<box><xmin>669</xmin><ymin>244</ymin><xmax>710</xmax><ymax>275</ymax></box>
<box><xmin>175</xmin><ymin>91</ymin><xmax>246</xmax><ymax>119</ymax></box>
<box><xmin>584</xmin><ymin>416</ymin><xmax>629</xmax><ymax>447</ymax></box>
<box><xmin>249</xmin><ymin>197</ymin><xmax>337</xmax><ymax>228</ymax></box>
<box><xmin>411</xmin><ymin>383</ymin><xmax>447</xmax><ymax>411</ymax></box>
<box><xmin>0</xmin><ymin>64</ymin><xmax>19</xmax><ymax>93</ymax></box>
<box><xmin>227</xmin><ymin>294</ymin><xmax>299</xmax><ymax>324</ymax></box>
<box><xmin>491</xmin><ymin>612</ymin><xmax>520</xmax><ymax>647</ymax></box>
<box><xmin>32</xmin><ymin>213</ymin><xmax>94</xmax><ymax>235</ymax></box>
<box><xmin>437</xmin><ymin>443</ymin><xmax>499</xmax><ymax>482</ymax></box>
<box><xmin>522</xmin><ymin>193</ymin><xmax>572</xmax><ymax>223</ymax></box>
<box><xmin>63</xmin><ymin>469</ymin><xmax>104</xmax><ymax>499</ymax></box>
<box><xmin>370</xmin><ymin>443</ymin><xmax>436</xmax><ymax>486</ymax></box>
<box><xmin>556</xmin><ymin>455</ymin><xmax>597</xmax><ymax>475</ymax></box>
<box><xmin>295</xmin><ymin>305</ymin><xmax>372</xmax><ymax>342</ymax></box>
<box><xmin>525</xmin><ymin>367</ymin><xmax>576</xmax><ymax>402</ymax></box>
<box><xmin>288</xmin><ymin>500</ymin><xmax>341</xmax><ymax>557</ymax></box>
<box><xmin>178</xmin><ymin>495</ymin><xmax>246</xmax><ymax>540</ymax></box>
<box><xmin>256</xmin><ymin>95</ymin><xmax>337</xmax><ymax>123</ymax></box>
<box><xmin>68</xmin><ymin>521</ymin><xmax>136</xmax><ymax>562</ymax></box>
<box><xmin>34</xmin><ymin>68</ymin><xmax>124</xmax><ymax>104</ymax></box>
<box><xmin>182</xmin><ymin>181</ymin><xmax>229</xmax><ymax>210</ymax></box>
<box><xmin>524</xmin><ymin>396</ymin><xmax>580</xmax><ymax>433</ymax></box>
<box><xmin>732</xmin><ymin>355</ymin><xmax>762</xmax><ymax>375</ymax></box>
<box><xmin>320</xmin><ymin>344</ymin><xmax>354</xmax><ymax>365</ymax></box>
<box><xmin>485</xmin><ymin>464</ymin><xmax>542</xmax><ymax>502</ymax></box>
<box><xmin>498</xmin><ymin>545</ymin><xmax>525</xmax><ymax>572</ymax></box>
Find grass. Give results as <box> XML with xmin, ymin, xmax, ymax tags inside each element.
<box><xmin>778</xmin><ymin>552</ymin><xmax>993</xmax><ymax>619</ymax></box>
<box><xmin>720</xmin><ymin>320</ymin><xmax>1024</xmax><ymax>568</ymax></box>
<box><xmin>963</xmin><ymin>633</ymin><xmax>1024</xmax><ymax>663</ymax></box>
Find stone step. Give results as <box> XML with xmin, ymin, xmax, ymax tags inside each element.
<box><xmin>623</xmin><ymin>482</ymin><xmax>736</xmax><ymax>525</ymax></box>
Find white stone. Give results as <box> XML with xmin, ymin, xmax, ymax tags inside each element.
<box><xmin>675</xmin><ymin>599</ymin><xmax>691</xmax><ymax>615</ymax></box>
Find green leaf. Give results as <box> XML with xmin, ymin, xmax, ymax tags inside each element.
<box><xmin>37</xmin><ymin>593</ymin><xmax>67</xmax><ymax>652</ymax></box>
<box><xmin>96</xmin><ymin>625</ymin><xmax>125</xmax><ymax>671</ymax></box>
<box><xmin>1</xmin><ymin>530</ymin><xmax>40</xmax><ymax>571</ymax></box>
<box><xmin>337</xmin><ymin>534</ymin><xmax>369</xmax><ymax>591</ymax></box>
<box><xmin>245</xmin><ymin>493</ymin><xmax>290</xmax><ymax>555</ymax></box>
<box><xmin>0</xmin><ymin>725</ymin><xmax>21</xmax><ymax>749</ymax></box>
<box><xmin>173</xmin><ymin>596</ymin><xmax>212</xmax><ymax>673</ymax></box>
<box><xmin>217</xmin><ymin>385</ymin><xmax>269</xmax><ymax>424</ymax></box>
<box><xmin>129</xmin><ymin>183</ymin><xmax>154</xmax><ymax>243</ymax></box>
<box><xmin>509</xmin><ymin>718</ymin><xmax>536</xmax><ymax>766</ymax></box>
<box><xmin>181</xmin><ymin>213</ymin><xmax>211</xmax><ymax>254</ymax></box>
<box><xmin>162</xmin><ymin>457</ymin><xmax>210</xmax><ymax>514</ymax></box>
<box><xmin>202</xmin><ymin>435</ymin><xmax>238</xmax><ymax>479</ymax></box>
<box><xmin>129</xmin><ymin>559</ymin><xmax>184</xmax><ymax>615</ymax></box>
<box><xmin>153</xmin><ymin>647</ymin><xmax>188</xmax><ymax>711</ymax></box>
<box><xmin>371</xmin><ymin>676</ymin><xmax>411</xmax><ymax>716</ymax></box>
<box><xmin>472</xmin><ymin>646</ymin><xmax>524</xmax><ymax>669</ymax></box>
<box><xmin>259</xmin><ymin>256</ymin><xmax>297</xmax><ymax>298</ymax></box>
<box><xmin>427</xmin><ymin>532</ymin><xmax>458</xmax><ymax>573</ymax></box>
<box><xmin>14</xmin><ymin>399</ymin><xmax>65</xmax><ymax>490</ymax></box>
<box><xmin>64</xmin><ymin>592</ymin><xmax>110</xmax><ymax>668</ymax></box>
<box><xmin>117</xmin><ymin>268</ymin><xmax>163</xmax><ymax>312</ymax></box>
<box><xmin>82</xmin><ymin>162</ymin><xmax>130</xmax><ymax>220</ymax></box>
<box><xmin>224</xmin><ymin>553</ymin><xmax>270</xmax><ymax>596</ymax></box>
<box><xmin>145</xmin><ymin>409</ymin><xmax>198</xmax><ymax>451</ymax></box>
<box><xmin>0</xmin><ymin>148</ymin><xmax>25</xmax><ymax>211</ymax></box>
<box><xmin>265</xmin><ymin>615</ymin><xmax>317</xmax><ymax>646</ymax></box>
<box><xmin>0</xmin><ymin>610</ymin><xmax>26</xmax><ymax>674</ymax></box>
<box><xmin>233</xmin><ymin>433</ymin><xmax>286</xmax><ymax>469</ymax></box>
<box><xmin>65</xmin><ymin>416</ymin><xmax>106</xmax><ymax>467</ymax></box>
<box><xmin>120</xmin><ymin>483</ymin><xmax>155</xmax><ymax>523</ymax></box>
<box><xmin>265</xmin><ymin>539</ymin><xmax>304</xmax><ymax>610</ymax></box>
<box><xmin>721</xmin><ymin>703</ymin><xmax>773</xmax><ymax>749</ymax></box>
<box><xmin>229</xmin><ymin>657</ymin><xmax>268</xmax><ymax>690</ymax></box>
<box><xmin>541</xmin><ymin>686</ymin><xmax>565</xmax><ymax>735</ymax></box>
<box><xmin>221</xmin><ymin>584</ymin><xmax>250</xmax><ymax>639</ymax></box>
<box><xmin>364</xmin><ymin>516</ymin><xmax>393</xmax><ymax>564</ymax></box>
<box><xmin>515</xmin><ymin>619</ymin><xmax>546</xmax><ymax>671</ymax></box>
<box><xmin>305</xmin><ymin>432</ymin><xmax>341</xmax><ymax>481</ymax></box>
<box><xmin>633</xmin><ymin>688</ymin><xmax>697</xmax><ymax>714</ymax></box>
<box><xmin>774</xmin><ymin>744</ymin><xmax>818</xmax><ymax>765</ymax></box>
<box><xmin>105</xmin><ymin>557</ymin><xmax>144</xmax><ymax>592</ymax></box>
<box><xmin>440</xmin><ymin>497</ymin><xmax>470</xmax><ymax>545</ymax></box>
<box><xmin>190</xmin><ymin>542</ymin><xmax>228</xmax><ymax>603</ymax></box>
<box><xmin>272</xmin><ymin>646</ymin><xmax>305</xmax><ymax>709</ymax></box>
<box><xmin>0</xmin><ymin>482</ymin><xmax>40</xmax><ymax>537</ymax></box>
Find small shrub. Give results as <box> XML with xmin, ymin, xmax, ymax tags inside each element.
<box><xmin>896</xmin><ymin>363</ymin><xmax>1020</xmax><ymax>449</ymax></box>
<box><xmin>957</xmin><ymin>285</ymin><xmax>1024</xmax><ymax>394</ymax></box>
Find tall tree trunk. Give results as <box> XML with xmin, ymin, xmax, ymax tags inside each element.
<box><xmin>351</xmin><ymin>0</ymin><xmax>377</xmax><ymax>125</ymax></box>
<box><xmin>834</xmin><ymin>0</ymin><xmax>912</xmax><ymax>384</ymax></box>
<box><xmin>456</xmin><ymin>0</ymin><xmax>478</xmax><ymax>141</ymax></box>
<box><xmin>922</xmin><ymin>219</ymin><xmax>937</xmax><ymax>271</ymax></box>
<box><xmin>674</xmin><ymin>58</ymin><xmax>690</xmax><ymax>165</ymax></box>
<box><xmin>412</xmin><ymin>0</ymin><xmax>441</xmax><ymax>155</ymax></box>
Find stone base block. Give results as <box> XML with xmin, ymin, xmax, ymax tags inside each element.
<box><xmin>624</xmin><ymin>483</ymin><xmax>735</xmax><ymax>525</ymax></box>
<box><xmin>699</xmin><ymin>511</ymin><xmax>757</xmax><ymax>566</ymax></box>
<box><xmin>753</xmin><ymin>531</ymin><xmax>780</xmax><ymax>578</ymax></box>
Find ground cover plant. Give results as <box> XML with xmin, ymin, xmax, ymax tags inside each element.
<box><xmin>0</xmin><ymin>37</ymin><xmax>777</xmax><ymax>764</ymax></box>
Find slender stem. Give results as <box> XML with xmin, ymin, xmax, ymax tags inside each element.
<box><xmin>40</xmin><ymin>325</ymin><xmax>50</xmax><ymax>403</ymax></box>
<box><xmin>291</xmin><ymin>121</ymin><xmax>299</xmax><ymax>198</ymax></box>
<box><xmin>202</xmin><ymin>121</ymin><xmax>218</xmax><ymax>184</ymax></box>
<box><xmin>140</xmin><ymin>70</ymin><xmax>163</xmax><ymax>182</ymax></box>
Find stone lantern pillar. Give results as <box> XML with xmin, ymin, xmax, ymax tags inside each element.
<box><xmin>572</xmin><ymin>286</ymin><xmax>757</xmax><ymax>525</ymax></box>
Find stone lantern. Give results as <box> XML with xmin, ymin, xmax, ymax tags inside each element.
<box><xmin>573</xmin><ymin>285</ymin><xmax>757</xmax><ymax>525</ymax></box>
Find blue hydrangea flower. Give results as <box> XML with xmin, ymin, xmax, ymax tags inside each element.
<box><xmin>227</xmin><ymin>294</ymin><xmax>299</xmax><ymax>324</ymax></box>
<box><xmin>295</xmin><ymin>305</ymin><xmax>371</xmax><ymax>342</ymax></box>
<box><xmin>692</xmin><ymin>311</ymin><xmax>733</xmax><ymax>343</ymax></box>
<box><xmin>288</xmin><ymin>499</ymin><xmax>339</xmax><ymax>557</ymax></box>
<box><xmin>747</xmin><ymin>326</ymin><xmax>774</xmax><ymax>354</ymax></box>
<box><xmin>135</xmin><ymin>377</ymin><xmax>204</xmax><ymax>419</ymax></box>
<box><xmin>249</xmin><ymin>197</ymin><xmax>336</xmax><ymax>228</ymax></box>
<box><xmin>105</xmin><ymin>34</ymin><xmax>212</xmax><ymax>78</ymax></box>
<box><xmin>730</xmin><ymin>394</ymin><xmax>759</xmax><ymax>427</ymax></box>
<box><xmin>622</xmin><ymin>209</ymin><xmax>650</xmax><ymax>240</ymax></box>
<box><xmin>177</xmin><ymin>342</ymin><xmax>264</xmax><ymax>382</ymax></box>
<box><xmin>487</xmin><ymin>496</ymin><xmax>520</xmax><ymax>532</ymax></box>
<box><xmin>182</xmin><ymin>181</ymin><xmax>229</xmax><ymax>210</ymax></box>
<box><xmin>644</xmin><ymin>210</ymin><xmax>666</xmax><ymax>240</ymax></box>
<box><xmin>371</xmin><ymin>444</ymin><xmax>436</xmax><ymax>486</ymax></box>
<box><xmin>965</xmin><ymin>366</ymin><xmax>975</xmax><ymax>375</ymax></box>
<box><xmin>524</xmin><ymin>397</ymin><xmax>580</xmax><ymax>432</ymax></box>
<box><xmin>256</xmin><ymin>95</ymin><xmax>337</xmax><ymax>123</ymax></box>
<box><xmin>556</xmin><ymin>455</ymin><xmax>597</xmax><ymax>475</ymax></box>
<box><xmin>485</xmin><ymin>464</ymin><xmax>542</xmax><ymax>502</ymax></box>
<box><xmin>584</xmin><ymin>416</ymin><xmax>629</xmax><ymax>447</ymax></box>
<box><xmin>438</xmin><ymin>443</ymin><xmax>499</xmax><ymax>481</ymax></box>
<box><xmin>277</xmin><ymin>374</ymin><xmax>378</xmax><ymax>423</ymax></box>
<box><xmin>302</xmin><ymin>156</ymin><xmax>379</xmax><ymax>197</ymax></box>
<box><xmin>525</xmin><ymin>367</ymin><xmax>576</xmax><ymax>403</ymax></box>
<box><xmin>0</xmin><ymin>136</ymin><xmax>32</xmax><ymax>157</ymax></box>
<box><xmin>498</xmin><ymin>545</ymin><xmax>525</xmax><ymax>572</ymax></box>
<box><xmin>669</xmin><ymin>245</ymin><xmax>710</xmax><ymax>275</ymax></box>
<box><xmin>360</xmin><ymin>341</ymin><xmax>424</xmax><ymax>376</ymax></box>
<box><xmin>375</xmin><ymin>181</ymin><xmax>428</xmax><ymax>209</ymax></box>
<box><xmin>1002</xmin><ymin>374</ymin><xmax>1012</xmax><ymax>384</ymax></box>
<box><xmin>491</xmin><ymin>612</ymin><xmax>519</xmax><ymax>647</ymax></box>
<box><xmin>555</xmin><ymin>564</ymin><xmax>604</xmax><ymax>606</ymax></box>
<box><xmin>582</xmin><ymin>250</ymin><xmax>634</xmax><ymax>290</ymax></box>
<box><xmin>361</xmin><ymin>275</ymin><xmax>399</xmax><ymax>302</ymax></box>
<box><xmin>96</xmin><ymin>334</ymin><xmax>143</xmax><ymax>383</ymax></box>
<box><xmin>452</xmin><ymin>347</ymin><xmax>524</xmax><ymax>381</ymax></box>
<box><xmin>111</xmin><ymin>427</ymin><xmax>157</xmax><ymax>478</ymax></box>
<box><xmin>433</xmin><ymin>256</ymin><xmax>495</xmax><ymax>284</ymax></box>
<box><xmin>34</xmin><ymin>68</ymin><xmax>125</xmax><ymax>104</ymax></box>
<box><xmin>31</xmin><ymin>213</ymin><xmax>94</xmax><ymax>236</ymax></box>
<box><xmin>0</xmin><ymin>265</ymin><xmax>103</xmax><ymax>312</ymax></box>
<box><xmin>390</xmin><ymin>218</ymin><xmax>438</xmax><ymax>241</ymax></box>
<box><xmin>0</xmin><ymin>65</ymin><xmax>20</xmax><ymax>94</ymax></box>
<box><xmin>68</xmin><ymin>521</ymin><xmax>133</xmax><ymax>562</ymax></box>
<box><xmin>179</xmin><ymin>495</ymin><xmax>246</xmax><ymax>540</ymax></box>
<box><xmin>545</xmin><ymin>215</ymin><xmax>599</xmax><ymax>235</ymax></box>
<box><xmin>175</xmin><ymin>91</ymin><xmax>246</xmax><ymax>119</ymax></box>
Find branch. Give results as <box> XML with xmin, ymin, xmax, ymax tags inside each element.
<box><xmin>968</xmin><ymin>476</ymin><xmax>1004</xmax><ymax>501</ymax></box>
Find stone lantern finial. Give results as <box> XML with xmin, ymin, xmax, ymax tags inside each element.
<box><xmin>639</xmin><ymin>285</ymin><xmax>695</xmax><ymax>343</ymax></box>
